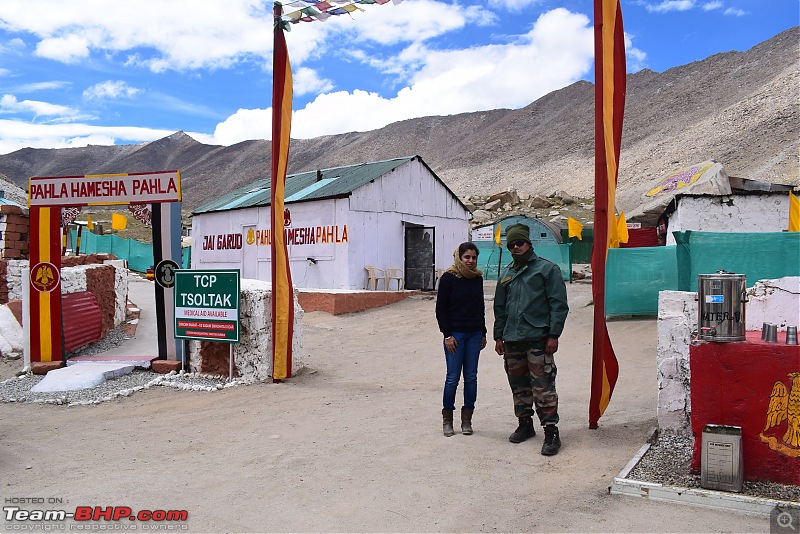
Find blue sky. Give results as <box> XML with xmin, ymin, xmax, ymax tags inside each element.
<box><xmin>0</xmin><ymin>0</ymin><xmax>797</xmax><ymax>154</ymax></box>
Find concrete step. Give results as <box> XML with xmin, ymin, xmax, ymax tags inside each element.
<box><xmin>31</xmin><ymin>362</ymin><xmax>136</xmax><ymax>393</ymax></box>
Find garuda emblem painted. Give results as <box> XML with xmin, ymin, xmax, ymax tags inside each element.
<box><xmin>760</xmin><ymin>372</ymin><xmax>800</xmax><ymax>457</ymax></box>
<box><xmin>246</xmin><ymin>228</ymin><xmax>255</xmax><ymax>245</ymax></box>
<box><xmin>30</xmin><ymin>262</ymin><xmax>59</xmax><ymax>293</ymax></box>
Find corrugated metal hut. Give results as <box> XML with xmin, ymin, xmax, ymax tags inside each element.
<box><xmin>191</xmin><ymin>156</ymin><xmax>469</xmax><ymax>290</ymax></box>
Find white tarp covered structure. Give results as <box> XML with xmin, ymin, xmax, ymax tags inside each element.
<box><xmin>627</xmin><ymin>160</ymin><xmax>796</xmax><ymax>244</ymax></box>
<box><xmin>626</xmin><ymin>161</ymin><xmax>731</xmax><ymax>227</ymax></box>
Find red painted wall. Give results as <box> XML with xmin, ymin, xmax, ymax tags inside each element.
<box><xmin>620</xmin><ymin>227</ymin><xmax>659</xmax><ymax>248</ymax></box>
<box><xmin>690</xmin><ymin>331</ymin><xmax>800</xmax><ymax>485</ymax></box>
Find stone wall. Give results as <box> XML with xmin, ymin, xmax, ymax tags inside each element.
<box><xmin>656</xmin><ymin>290</ymin><xmax>697</xmax><ymax>435</ymax></box>
<box><xmin>5</xmin><ymin>258</ymin><xmax>128</xmax><ymax>332</ymax></box>
<box><xmin>0</xmin><ymin>260</ymin><xmax>8</xmax><ymax>304</ymax></box>
<box><xmin>188</xmin><ymin>279</ymin><xmax>304</xmax><ymax>382</ymax></box>
<box><xmin>656</xmin><ymin>276</ymin><xmax>800</xmax><ymax>435</ymax></box>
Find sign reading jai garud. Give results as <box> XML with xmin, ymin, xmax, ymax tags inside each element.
<box><xmin>174</xmin><ymin>270</ymin><xmax>240</xmax><ymax>342</ymax></box>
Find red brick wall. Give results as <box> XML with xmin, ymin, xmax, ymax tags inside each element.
<box><xmin>85</xmin><ymin>264</ymin><xmax>117</xmax><ymax>337</ymax></box>
<box><xmin>0</xmin><ymin>205</ymin><xmax>29</xmax><ymax>260</ymax></box>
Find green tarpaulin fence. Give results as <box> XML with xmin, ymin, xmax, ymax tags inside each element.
<box><xmin>673</xmin><ymin>230</ymin><xmax>800</xmax><ymax>292</ymax></box>
<box><xmin>605</xmin><ymin>246</ymin><xmax>679</xmax><ymax>316</ymax></box>
<box><xmin>604</xmin><ymin>231</ymin><xmax>800</xmax><ymax>316</ymax></box>
<box><xmin>68</xmin><ymin>230</ymin><xmax>191</xmax><ymax>272</ymax></box>
<box><xmin>474</xmin><ymin>242</ymin><xmax>572</xmax><ymax>282</ymax></box>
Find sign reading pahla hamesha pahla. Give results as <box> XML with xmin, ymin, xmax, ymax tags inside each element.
<box><xmin>202</xmin><ymin>224</ymin><xmax>349</xmax><ymax>250</ymax></box>
<box><xmin>28</xmin><ymin>171</ymin><xmax>181</xmax><ymax>207</ymax></box>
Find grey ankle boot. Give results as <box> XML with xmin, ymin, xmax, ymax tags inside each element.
<box><xmin>442</xmin><ymin>409</ymin><xmax>455</xmax><ymax>437</ymax></box>
<box><xmin>461</xmin><ymin>407</ymin><xmax>474</xmax><ymax>435</ymax></box>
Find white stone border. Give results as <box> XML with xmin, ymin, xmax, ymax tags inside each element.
<box><xmin>0</xmin><ymin>370</ymin><xmax>255</xmax><ymax>407</ymax></box>
<box><xmin>610</xmin><ymin>439</ymin><xmax>800</xmax><ymax>517</ymax></box>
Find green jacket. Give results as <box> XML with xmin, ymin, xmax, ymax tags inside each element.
<box><xmin>493</xmin><ymin>252</ymin><xmax>569</xmax><ymax>342</ymax></box>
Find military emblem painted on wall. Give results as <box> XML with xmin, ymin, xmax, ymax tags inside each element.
<box><xmin>760</xmin><ymin>372</ymin><xmax>800</xmax><ymax>458</ymax></box>
<box><xmin>30</xmin><ymin>262</ymin><xmax>59</xmax><ymax>293</ymax></box>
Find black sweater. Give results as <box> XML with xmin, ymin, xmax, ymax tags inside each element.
<box><xmin>435</xmin><ymin>272</ymin><xmax>487</xmax><ymax>338</ymax></box>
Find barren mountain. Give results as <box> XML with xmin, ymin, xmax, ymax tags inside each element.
<box><xmin>0</xmin><ymin>27</ymin><xmax>797</xmax><ymax>213</ymax></box>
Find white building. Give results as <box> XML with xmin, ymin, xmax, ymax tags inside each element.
<box><xmin>190</xmin><ymin>156</ymin><xmax>470</xmax><ymax>290</ymax></box>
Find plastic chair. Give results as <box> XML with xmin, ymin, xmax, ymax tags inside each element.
<box><xmin>384</xmin><ymin>267</ymin><xmax>404</xmax><ymax>291</ymax></box>
<box><xmin>434</xmin><ymin>268</ymin><xmax>447</xmax><ymax>289</ymax></box>
<box><xmin>365</xmin><ymin>265</ymin><xmax>386</xmax><ymax>290</ymax></box>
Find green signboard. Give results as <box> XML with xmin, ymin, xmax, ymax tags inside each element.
<box><xmin>174</xmin><ymin>269</ymin><xmax>240</xmax><ymax>342</ymax></box>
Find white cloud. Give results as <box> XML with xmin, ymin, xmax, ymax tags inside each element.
<box><xmin>203</xmin><ymin>7</ymin><xmax>594</xmax><ymax>145</ymax></box>
<box><xmin>210</xmin><ymin>7</ymin><xmax>595</xmax><ymax>143</ymax></box>
<box><xmin>83</xmin><ymin>80</ymin><xmax>141</xmax><ymax>100</ymax></box>
<box><xmin>35</xmin><ymin>34</ymin><xmax>91</xmax><ymax>63</ymax></box>
<box><xmin>723</xmin><ymin>7</ymin><xmax>747</xmax><ymax>16</ymax></box>
<box><xmin>0</xmin><ymin>118</ymin><xmax>186</xmax><ymax>154</ymax></box>
<box><xmin>0</xmin><ymin>94</ymin><xmax>77</xmax><ymax>117</ymax></box>
<box><xmin>702</xmin><ymin>1</ymin><xmax>723</xmax><ymax>11</ymax></box>
<box><xmin>487</xmin><ymin>0</ymin><xmax>542</xmax><ymax>13</ymax></box>
<box><xmin>0</xmin><ymin>2</ymin><xmax>641</xmax><ymax>153</ymax></box>
<box><xmin>293</xmin><ymin>67</ymin><xmax>334</xmax><ymax>96</ymax></box>
<box><xmin>0</xmin><ymin>0</ymin><xmax>492</xmax><ymax>80</ymax></box>
<box><xmin>0</xmin><ymin>37</ymin><xmax>26</xmax><ymax>55</ymax></box>
<box><xmin>272</xmin><ymin>0</ymin><xmax>496</xmax><ymax>71</ymax></box>
<box><xmin>211</xmin><ymin>108</ymin><xmax>272</xmax><ymax>145</ymax></box>
<box><xmin>625</xmin><ymin>34</ymin><xmax>647</xmax><ymax>72</ymax></box>
<box><xmin>349</xmin><ymin>0</ymin><xmax>490</xmax><ymax>45</ymax></box>
<box><xmin>13</xmin><ymin>81</ymin><xmax>70</xmax><ymax>92</ymax></box>
<box><xmin>288</xmin><ymin>8</ymin><xmax>593</xmax><ymax>142</ymax></box>
<box><xmin>644</xmin><ymin>1</ymin><xmax>696</xmax><ymax>13</ymax></box>
<box><xmin>0</xmin><ymin>0</ymin><xmax>275</xmax><ymax>72</ymax></box>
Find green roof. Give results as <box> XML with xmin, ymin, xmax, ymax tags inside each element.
<box><xmin>193</xmin><ymin>156</ymin><xmax>416</xmax><ymax>215</ymax></box>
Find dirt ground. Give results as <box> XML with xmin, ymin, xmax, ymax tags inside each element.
<box><xmin>0</xmin><ymin>282</ymin><xmax>769</xmax><ymax>533</ymax></box>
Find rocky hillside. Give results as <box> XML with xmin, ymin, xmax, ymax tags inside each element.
<box><xmin>0</xmin><ymin>27</ymin><xmax>796</xmax><ymax>218</ymax></box>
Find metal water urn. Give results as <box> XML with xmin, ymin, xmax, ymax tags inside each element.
<box><xmin>697</xmin><ymin>271</ymin><xmax>747</xmax><ymax>342</ymax></box>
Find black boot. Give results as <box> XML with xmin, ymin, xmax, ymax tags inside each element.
<box><xmin>461</xmin><ymin>407</ymin><xmax>474</xmax><ymax>435</ymax></box>
<box><xmin>442</xmin><ymin>409</ymin><xmax>455</xmax><ymax>437</ymax></box>
<box><xmin>508</xmin><ymin>416</ymin><xmax>535</xmax><ymax>443</ymax></box>
<box><xmin>541</xmin><ymin>425</ymin><xmax>561</xmax><ymax>455</ymax></box>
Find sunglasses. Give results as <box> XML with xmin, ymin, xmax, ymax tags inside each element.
<box><xmin>508</xmin><ymin>240</ymin><xmax>527</xmax><ymax>249</ymax></box>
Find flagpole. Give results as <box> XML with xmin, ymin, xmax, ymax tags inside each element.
<box><xmin>590</xmin><ymin>0</ymin><xmax>624</xmax><ymax>429</ymax></box>
<box><xmin>270</xmin><ymin>1</ymin><xmax>295</xmax><ymax>381</ymax></box>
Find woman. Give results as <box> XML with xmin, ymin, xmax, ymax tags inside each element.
<box><xmin>435</xmin><ymin>242</ymin><xmax>487</xmax><ymax>437</ymax></box>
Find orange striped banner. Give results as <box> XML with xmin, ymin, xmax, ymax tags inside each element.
<box><xmin>590</xmin><ymin>0</ymin><xmax>625</xmax><ymax>428</ymax></box>
<box><xmin>29</xmin><ymin>206</ymin><xmax>63</xmax><ymax>362</ymax></box>
<box><xmin>270</xmin><ymin>5</ymin><xmax>295</xmax><ymax>380</ymax></box>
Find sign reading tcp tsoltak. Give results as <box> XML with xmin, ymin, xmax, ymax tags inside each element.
<box><xmin>174</xmin><ymin>270</ymin><xmax>240</xmax><ymax>342</ymax></box>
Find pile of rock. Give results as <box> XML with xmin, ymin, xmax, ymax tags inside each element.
<box><xmin>463</xmin><ymin>189</ymin><xmax>595</xmax><ymax>227</ymax></box>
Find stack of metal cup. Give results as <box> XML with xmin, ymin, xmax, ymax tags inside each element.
<box><xmin>762</xmin><ymin>322</ymin><xmax>778</xmax><ymax>343</ymax></box>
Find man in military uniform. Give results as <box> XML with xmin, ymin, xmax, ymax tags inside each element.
<box><xmin>493</xmin><ymin>223</ymin><xmax>569</xmax><ymax>455</ymax></box>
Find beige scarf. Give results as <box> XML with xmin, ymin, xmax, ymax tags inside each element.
<box><xmin>445</xmin><ymin>248</ymin><xmax>483</xmax><ymax>279</ymax></box>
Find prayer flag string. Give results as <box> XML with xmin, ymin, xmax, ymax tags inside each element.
<box><xmin>280</xmin><ymin>0</ymin><xmax>401</xmax><ymax>24</ymax></box>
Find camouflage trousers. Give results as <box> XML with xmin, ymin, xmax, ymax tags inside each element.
<box><xmin>502</xmin><ymin>339</ymin><xmax>559</xmax><ymax>426</ymax></box>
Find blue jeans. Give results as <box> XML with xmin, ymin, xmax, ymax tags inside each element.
<box><xmin>442</xmin><ymin>331</ymin><xmax>482</xmax><ymax>411</ymax></box>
